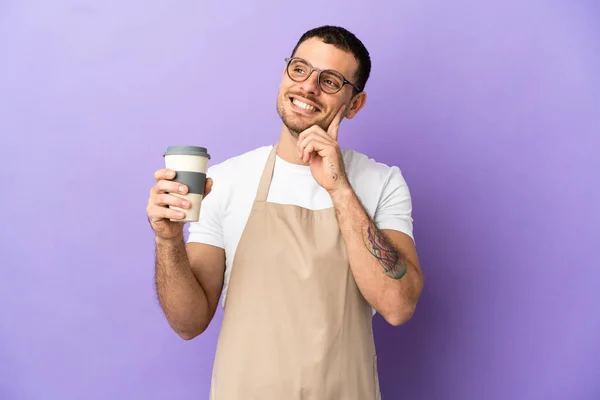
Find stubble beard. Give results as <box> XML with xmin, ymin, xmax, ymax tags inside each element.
<box><xmin>277</xmin><ymin>95</ymin><xmax>327</xmax><ymax>138</ymax></box>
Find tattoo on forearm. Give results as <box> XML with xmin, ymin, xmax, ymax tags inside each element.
<box><xmin>365</xmin><ymin>223</ymin><xmax>407</xmax><ymax>279</ymax></box>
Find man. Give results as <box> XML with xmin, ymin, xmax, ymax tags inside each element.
<box><xmin>146</xmin><ymin>25</ymin><xmax>424</xmax><ymax>399</ymax></box>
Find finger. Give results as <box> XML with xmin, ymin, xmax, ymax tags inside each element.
<box><xmin>302</xmin><ymin>139</ymin><xmax>330</xmax><ymax>163</ymax></box>
<box><xmin>154</xmin><ymin>193</ymin><xmax>192</xmax><ymax>209</ymax></box>
<box><xmin>151</xmin><ymin>180</ymin><xmax>188</xmax><ymax>195</ymax></box>
<box><xmin>298</xmin><ymin>125</ymin><xmax>334</xmax><ymax>143</ymax></box>
<box><xmin>303</xmin><ymin>141</ymin><xmax>325</xmax><ymax>163</ymax></box>
<box><xmin>298</xmin><ymin>133</ymin><xmax>329</xmax><ymax>157</ymax></box>
<box><xmin>299</xmin><ymin>128</ymin><xmax>334</xmax><ymax>146</ymax></box>
<box><xmin>154</xmin><ymin>168</ymin><xmax>176</xmax><ymax>182</ymax></box>
<box><xmin>148</xmin><ymin>204</ymin><xmax>186</xmax><ymax>221</ymax></box>
<box><xmin>204</xmin><ymin>177</ymin><xmax>213</xmax><ymax>197</ymax></box>
<box><xmin>327</xmin><ymin>104</ymin><xmax>346</xmax><ymax>140</ymax></box>
<box><xmin>298</xmin><ymin>132</ymin><xmax>328</xmax><ymax>150</ymax></box>
<box><xmin>299</xmin><ymin>136</ymin><xmax>330</xmax><ymax>162</ymax></box>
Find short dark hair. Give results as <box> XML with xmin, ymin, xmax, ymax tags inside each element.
<box><xmin>290</xmin><ymin>25</ymin><xmax>371</xmax><ymax>92</ymax></box>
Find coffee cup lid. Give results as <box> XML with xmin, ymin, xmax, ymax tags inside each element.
<box><xmin>163</xmin><ymin>146</ymin><xmax>211</xmax><ymax>159</ymax></box>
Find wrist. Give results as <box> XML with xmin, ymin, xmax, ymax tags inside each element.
<box><xmin>155</xmin><ymin>233</ymin><xmax>184</xmax><ymax>247</ymax></box>
<box><xmin>328</xmin><ymin>181</ymin><xmax>354</xmax><ymax>202</ymax></box>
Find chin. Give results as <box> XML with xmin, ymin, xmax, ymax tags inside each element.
<box><xmin>284</xmin><ymin>122</ymin><xmax>304</xmax><ymax>138</ymax></box>
<box><xmin>277</xmin><ymin>97</ymin><xmax>326</xmax><ymax>136</ymax></box>
<box><xmin>285</xmin><ymin>117</ymin><xmax>314</xmax><ymax>136</ymax></box>
<box><xmin>277</xmin><ymin>110</ymin><xmax>306</xmax><ymax>137</ymax></box>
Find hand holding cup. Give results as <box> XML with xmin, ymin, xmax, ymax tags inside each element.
<box><xmin>146</xmin><ymin>146</ymin><xmax>212</xmax><ymax>241</ymax></box>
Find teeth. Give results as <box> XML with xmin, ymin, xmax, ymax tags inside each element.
<box><xmin>293</xmin><ymin>99</ymin><xmax>317</xmax><ymax>111</ymax></box>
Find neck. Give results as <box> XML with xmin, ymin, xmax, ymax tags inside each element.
<box><xmin>277</xmin><ymin>125</ymin><xmax>309</xmax><ymax>166</ymax></box>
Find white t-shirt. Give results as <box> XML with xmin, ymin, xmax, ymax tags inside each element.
<box><xmin>187</xmin><ymin>144</ymin><xmax>414</xmax><ymax>308</ymax></box>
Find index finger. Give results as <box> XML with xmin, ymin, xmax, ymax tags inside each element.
<box><xmin>327</xmin><ymin>104</ymin><xmax>346</xmax><ymax>140</ymax></box>
<box><xmin>154</xmin><ymin>168</ymin><xmax>176</xmax><ymax>181</ymax></box>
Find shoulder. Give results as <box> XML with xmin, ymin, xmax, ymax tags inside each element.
<box><xmin>342</xmin><ymin>148</ymin><xmax>408</xmax><ymax>192</ymax></box>
<box><xmin>207</xmin><ymin>145</ymin><xmax>273</xmax><ymax>179</ymax></box>
<box><xmin>342</xmin><ymin>149</ymin><xmax>414</xmax><ymax>240</ymax></box>
<box><xmin>203</xmin><ymin>145</ymin><xmax>272</xmax><ymax>204</ymax></box>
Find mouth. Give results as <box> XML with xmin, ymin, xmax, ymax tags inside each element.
<box><xmin>289</xmin><ymin>96</ymin><xmax>321</xmax><ymax>114</ymax></box>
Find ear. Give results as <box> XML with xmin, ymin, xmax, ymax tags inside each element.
<box><xmin>344</xmin><ymin>91</ymin><xmax>367</xmax><ymax>120</ymax></box>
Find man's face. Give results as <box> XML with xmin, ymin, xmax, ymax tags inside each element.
<box><xmin>276</xmin><ymin>38</ymin><xmax>361</xmax><ymax>137</ymax></box>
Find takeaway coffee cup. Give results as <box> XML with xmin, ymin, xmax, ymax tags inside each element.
<box><xmin>162</xmin><ymin>146</ymin><xmax>211</xmax><ymax>222</ymax></box>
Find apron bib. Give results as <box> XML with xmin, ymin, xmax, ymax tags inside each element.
<box><xmin>210</xmin><ymin>145</ymin><xmax>381</xmax><ymax>400</ymax></box>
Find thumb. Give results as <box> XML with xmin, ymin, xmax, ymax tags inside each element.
<box><xmin>204</xmin><ymin>177</ymin><xmax>214</xmax><ymax>197</ymax></box>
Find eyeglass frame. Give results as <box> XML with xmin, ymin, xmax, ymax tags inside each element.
<box><xmin>284</xmin><ymin>57</ymin><xmax>363</xmax><ymax>94</ymax></box>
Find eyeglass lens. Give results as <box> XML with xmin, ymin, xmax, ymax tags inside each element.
<box><xmin>287</xmin><ymin>59</ymin><xmax>345</xmax><ymax>94</ymax></box>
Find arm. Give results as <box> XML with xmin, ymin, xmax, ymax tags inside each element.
<box><xmin>147</xmin><ymin>168</ymin><xmax>225</xmax><ymax>340</ymax></box>
<box><xmin>295</xmin><ymin>105</ymin><xmax>423</xmax><ymax>326</ymax></box>
<box><xmin>155</xmin><ymin>236</ymin><xmax>225</xmax><ymax>340</ymax></box>
<box><xmin>330</xmin><ymin>187</ymin><xmax>423</xmax><ymax>326</ymax></box>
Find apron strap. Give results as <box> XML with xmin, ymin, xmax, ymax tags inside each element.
<box><xmin>255</xmin><ymin>144</ymin><xmax>278</xmax><ymax>202</ymax></box>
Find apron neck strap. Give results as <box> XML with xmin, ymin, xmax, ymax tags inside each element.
<box><xmin>255</xmin><ymin>144</ymin><xmax>279</xmax><ymax>202</ymax></box>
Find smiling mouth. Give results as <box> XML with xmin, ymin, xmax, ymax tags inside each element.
<box><xmin>290</xmin><ymin>97</ymin><xmax>321</xmax><ymax>113</ymax></box>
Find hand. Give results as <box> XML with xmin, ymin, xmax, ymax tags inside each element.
<box><xmin>146</xmin><ymin>169</ymin><xmax>213</xmax><ymax>241</ymax></box>
<box><xmin>297</xmin><ymin>104</ymin><xmax>351</xmax><ymax>194</ymax></box>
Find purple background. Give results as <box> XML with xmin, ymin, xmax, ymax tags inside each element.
<box><xmin>1</xmin><ymin>1</ymin><xmax>599</xmax><ymax>399</ymax></box>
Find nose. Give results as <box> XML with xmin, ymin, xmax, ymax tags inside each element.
<box><xmin>299</xmin><ymin>70</ymin><xmax>321</xmax><ymax>94</ymax></box>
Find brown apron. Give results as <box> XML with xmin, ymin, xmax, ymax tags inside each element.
<box><xmin>210</xmin><ymin>144</ymin><xmax>381</xmax><ymax>400</ymax></box>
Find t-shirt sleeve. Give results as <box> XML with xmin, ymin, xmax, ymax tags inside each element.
<box><xmin>373</xmin><ymin>166</ymin><xmax>415</xmax><ymax>243</ymax></box>
<box><xmin>186</xmin><ymin>165</ymin><xmax>225</xmax><ymax>248</ymax></box>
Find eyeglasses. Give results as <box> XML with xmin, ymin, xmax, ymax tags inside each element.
<box><xmin>284</xmin><ymin>57</ymin><xmax>362</xmax><ymax>94</ymax></box>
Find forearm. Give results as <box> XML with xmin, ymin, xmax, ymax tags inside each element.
<box><xmin>154</xmin><ymin>234</ymin><xmax>210</xmax><ymax>338</ymax></box>
<box><xmin>331</xmin><ymin>187</ymin><xmax>422</xmax><ymax>325</ymax></box>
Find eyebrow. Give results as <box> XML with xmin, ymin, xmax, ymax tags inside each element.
<box><xmin>296</xmin><ymin>56</ymin><xmax>354</xmax><ymax>78</ymax></box>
